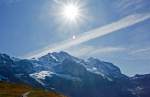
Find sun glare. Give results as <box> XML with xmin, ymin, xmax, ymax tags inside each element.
<box><xmin>53</xmin><ymin>0</ymin><xmax>87</xmax><ymax>25</ymax></box>
<box><xmin>53</xmin><ymin>0</ymin><xmax>88</xmax><ymax>39</ymax></box>
<box><xmin>61</xmin><ymin>3</ymin><xmax>81</xmax><ymax>22</ymax></box>
<box><xmin>58</xmin><ymin>1</ymin><xmax>84</xmax><ymax>23</ymax></box>
<box><xmin>62</xmin><ymin>4</ymin><xmax>80</xmax><ymax>21</ymax></box>
<box><xmin>72</xmin><ymin>35</ymin><xmax>76</xmax><ymax>39</ymax></box>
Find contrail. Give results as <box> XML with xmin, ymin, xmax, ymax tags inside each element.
<box><xmin>25</xmin><ymin>13</ymin><xmax>150</xmax><ymax>59</ymax></box>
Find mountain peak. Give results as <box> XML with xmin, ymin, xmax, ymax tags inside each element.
<box><xmin>87</xmin><ymin>57</ymin><xmax>102</xmax><ymax>63</ymax></box>
<box><xmin>38</xmin><ymin>51</ymin><xmax>79</xmax><ymax>64</ymax></box>
<box><xmin>86</xmin><ymin>57</ymin><xmax>124</xmax><ymax>78</ymax></box>
<box><xmin>46</xmin><ymin>51</ymin><xmax>71</xmax><ymax>57</ymax></box>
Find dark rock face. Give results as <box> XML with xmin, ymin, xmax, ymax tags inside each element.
<box><xmin>0</xmin><ymin>54</ymin><xmax>20</xmax><ymax>82</ymax></box>
<box><xmin>0</xmin><ymin>52</ymin><xmax>149</xmax><ymax>97</ymax></box>
<box><xmin>130</xmin><ymin>74</ymin><xmax>150</xmax><ymax>97</ymax></box>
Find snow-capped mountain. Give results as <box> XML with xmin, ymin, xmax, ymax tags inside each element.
<box><xmin>36</xmin><ymin>51</ymin><xmax>125</xmax><ymax>79</ymax></box>
<box><xmin>0</xmin><ymin>52</ymin><xmax>149</xmax><ymax>97</ymax></box>
<box><xmin>85</xmin><ymin>57</ymin><xmax>127</xmax><ymax>79</ymax></box>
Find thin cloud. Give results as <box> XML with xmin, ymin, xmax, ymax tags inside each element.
<box><xmin>114</xmin><ymin>0</ymin><xmax>150</xmax><ymax>16</ymax></box>
<box><xmin>130</xmin><ymin>48</ymin><xmax>150</xmax><ymax>54</ymax></box>
<box><xmin>25</xmin><ymin>13</ymin><xmax>150</xmax><ymax>59</ymax></box>
<box><xmin>66</xmin><ymin>45</ymin><xmax>125</xmax><ymax>57</ymax></box>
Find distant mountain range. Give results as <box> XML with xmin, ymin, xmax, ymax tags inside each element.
<box><xmin>0</xmin><ymin>51</ymin><xmax>150</xmax><ymax>97</ymax></box>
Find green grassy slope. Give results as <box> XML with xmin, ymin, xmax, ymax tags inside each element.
<box><xmin>0</xmin><ymin>81</ymin><xmax>66</xmax><ymax>97</ymax></box>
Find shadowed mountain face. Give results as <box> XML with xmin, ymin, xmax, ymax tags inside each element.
<box><xmin>0</xmin><ymin>52</ymin><xmax>149</xmax><ymax>97</ymax></box>
<box><xmin>130</xmin><ymin>74</ymin><xmax>150</xmax><ymax>97</ymax></box>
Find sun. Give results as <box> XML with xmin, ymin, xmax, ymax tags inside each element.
<box><xmin>62</xmin><ymin>3</ymin><xmax>80</xmax><ymax>21</ymax></box>
<box><xmin>52</xmin><ymin>0</ymin><xmax>88</xmax><ymax>39</ymax></box>
<box><xmin>53</xmin><ymin>0</ymin><xmax>87</xmax><ymax>25</ymax></box>
<box><xmin>59</xmin><ymin>2</ymin><xmax>83</xmax><ymax>23</ymax></box>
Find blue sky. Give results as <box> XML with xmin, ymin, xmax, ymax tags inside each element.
<box><xmin>0</xmin><ymin>0</ymin><xmax>150</xmax><ymax>76</ymax></box>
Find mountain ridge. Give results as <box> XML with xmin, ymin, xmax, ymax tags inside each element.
<box><xmin>0</xmin><ymin>52</ymin><xmax>150</xmax><ymax>97</ymax></box>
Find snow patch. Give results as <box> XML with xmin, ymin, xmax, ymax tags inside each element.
<box><xmin>86</xmin><ymin>67</ymin><xmax>113</xmax><ymax>81</ymax></box>
<box><xmin>30</xmin><ymin>71</ymin><xmax>55</xmax><ymax>86</ymax></box>
<box><xmin>30</xmin><ymin>71</ymin><xmax>55</xmax><ymax>80</ymax></box>
<box><xmin>50</xmin><ymin>54</ymin><xmax>58</xmax><ymax>61</ymax></box>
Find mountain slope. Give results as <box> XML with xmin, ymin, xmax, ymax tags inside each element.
<box><xmin>0</xmin><ymin>81</ymin><xmax>66</xmax><ymax>97</ymax></box>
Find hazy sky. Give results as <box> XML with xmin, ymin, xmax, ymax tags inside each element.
<box><xmin>0</xmin><ymin>0</ymin><xmax>150</xmax><ymax>76</ymax></box>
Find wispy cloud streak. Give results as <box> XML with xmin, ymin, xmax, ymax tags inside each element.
<box><xmin>67</xmin><ymin>45</ymin><xmax>125</xmax><ymax>57</ymax></box>
<box><xmin>130</xmin><ymin>48</ymin><xmax>150</xmax><ymax>54</ymax></box>
<box><xmin>25</xmin><ymin>13</ymin><xmax>150</xmax><ymax>59</ymax></box>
